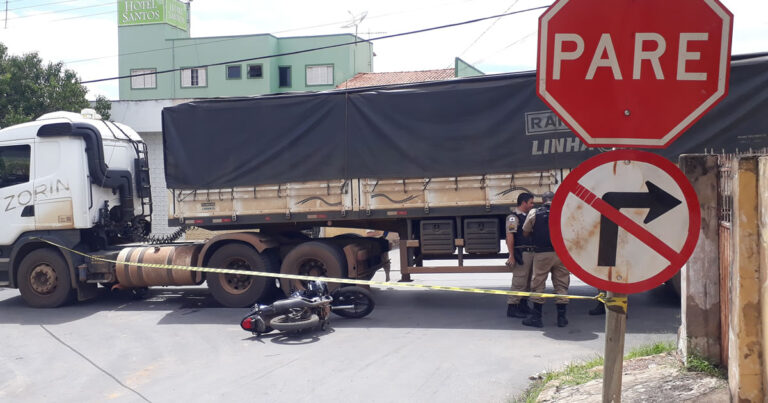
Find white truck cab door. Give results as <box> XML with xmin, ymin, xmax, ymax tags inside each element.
<box><xmin>33</xmin><ymin>137</ymin><xmax>84</xmax><ymax>230</ymax></box>
<box><xmin>0</xmin><ymin>143</ymin><xmax>35</xmax><ymax>245</ymax></box>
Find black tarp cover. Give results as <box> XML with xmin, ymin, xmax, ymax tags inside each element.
<box><xmin>162</xmin><ymin>53</ymin><xmax>768</xmax><ymax>189</ymax></box>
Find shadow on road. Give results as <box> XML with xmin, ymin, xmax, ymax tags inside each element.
<box><xmin>0</xmin><ymin>282</ymin><xmax>680</xmax><ymax>338</ymax></box>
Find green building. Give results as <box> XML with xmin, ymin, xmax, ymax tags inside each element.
<box><xmin>118</xmin><ymin>0</ymin><xmax>373</xmax><ymax>100</ymax></box>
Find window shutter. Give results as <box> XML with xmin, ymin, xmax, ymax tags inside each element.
<box><xmin>198</xmin><ymin>68</ymin><xmax>207</xmax><ymax>87</ymax></box>
<box><xmin>181</xmin><ymin>69</ymin><xmax>191</xmax><ymax>87</ymax></box>
<box><xmin>147</xmin><ymin>71</ymin><xmax>156</xmax><ymax>88</ymax></box>
<box><xmin>306</xmin><ymin>65</ymin><xmax>333</xmax><ymax>85</ymax></box>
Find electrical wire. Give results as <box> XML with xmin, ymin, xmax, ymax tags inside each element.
<box><xmin>63</xmin><ymin>0</ymin><xmax>482</xmax><ymax>65</ymax></box>
<box><xmin>81</xmin><ymin>4</ymin><xmax>550</xmax><ymax>84</ymax></box>
<box><xmin>5</xmin><ymin>0</ymin><xmax>111</xmax><ymax>20</ymax></box>
<box><xmin>7</xmin><ymin>0</ymin><xmax>83</xmax><ymax>12</ymax></box>
<box><xmin>458</xmin><ymin>0</ymin><xmax>519</xmax><ymax>58</ymax></box>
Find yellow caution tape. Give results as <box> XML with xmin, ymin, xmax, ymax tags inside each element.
<box><xmin>35</xmin><ymin>238</ymin><xmax>605</xmax><ymax>302</ymax></box>
<box><xmin>597</xmin><ymin>292</ymin><xmax>629</xmax><ymax>314</ymax></box>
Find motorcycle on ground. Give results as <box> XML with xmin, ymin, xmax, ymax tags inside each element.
<box><xmin>240</xmin><ymin>281</ymin><xmax>375</xmax><ymax>336</ymax></box>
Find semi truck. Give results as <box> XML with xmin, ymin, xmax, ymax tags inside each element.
<box><xmin>1</xmin><ymin>53</ymin><xmax>766</xmax><ymax>308</ymax></box>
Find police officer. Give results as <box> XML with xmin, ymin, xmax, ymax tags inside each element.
<box><xmin>521</xmin><ymin>191</ymin><xmax>571</xmax><ymax>327</ymax></box>
<box><xmin>506</xmin><ymin>192</ymin><xmax>535</xmax><ymax>318</ymax></box>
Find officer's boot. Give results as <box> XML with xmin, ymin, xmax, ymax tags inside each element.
<box><xmin>522</xmin><ymin>303</ymin><xmax>543</xmax><ymax>328</ymax></box>
<box><xmin>588</xmin><ymin>301</ymin><xmax>606</xmax><ymax>316</ymax></box>
<box><xmin>556</xmin><ymin>304</ymin><xmax>568</xmax><ymax>327</ymax></box>
<box><xmin>507</xmin><ymin>303</ymin><xmax>528</xmax><ymax>318</ymax></box>
<box><xmin>518</xmin><ymin>298</ymin><xmax>532</xmax><ymax>315</ymax></box>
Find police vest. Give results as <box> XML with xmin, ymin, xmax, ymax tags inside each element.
<box><xmin>513</xmin><ymin>211</ymin><xmax>534</xmax><ymax>247</ymax></box>
<box><xmin>533</xmin><ymin>205</ymin><xmax>554</xmax><ymax>252</ymax></box>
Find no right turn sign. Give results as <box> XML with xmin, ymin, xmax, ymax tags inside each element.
<box><xmin>550</xmin><ymin>150</ymin><xmax>700</xmax><ymax>294</ymax></box>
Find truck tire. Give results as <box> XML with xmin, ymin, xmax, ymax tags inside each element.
<box><xmin>17</xmin><ymin>249</ymin><xmax>73</xmax><ymax>308</ymax></box>
<box><xmin>206</xmin><ymin>244</ymin><xmax>278</xmax><ymax>308</ymax></box>
<box><xmin>279</xmin><ymin>241</ymin><xmax>348</xmax><ymax>296</ymax></box>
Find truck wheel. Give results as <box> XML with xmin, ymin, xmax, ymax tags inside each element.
<box><xmin>17</xmin><ymin>249</ymin><xmax>73</xmax><ymax>308</ymax></box>
<box><xmin>206</xmin><ymin>244</ymin><xmax>277</xmax><ymax>308</ymax></box>
<box><xmin>279</xmin><ymin>241</ymin><xmax>347</xmax><ymax>296</ymax></box>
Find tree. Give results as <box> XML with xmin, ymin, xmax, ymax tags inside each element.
<box><xmin>93</xmin><ymin>95</ymin><xmax>112</xmax><ymax>121</ymax></box>
<box><xmin>0</xmin><ymin>42</ymin><xmax>89</xmax><ymax>128</ymax></box>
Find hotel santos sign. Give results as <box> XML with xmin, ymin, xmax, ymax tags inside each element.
<box><xmin>118</xmin><ymin>0</ymin><xmax>189</xmax><ymax>31</ymax></box>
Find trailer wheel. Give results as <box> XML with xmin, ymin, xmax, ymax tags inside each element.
<box><xmin>17</xmin><ymin>249</ymin><xmax>73</xmax><ymax>308</ymax></box>
<box><xmin>279</xmin><ymin>241</ymin><xmax>347</xmax><ymax>296</ymax></box>
<box><xmin>206</xmin><ymin>244</ymin><xmax>278</xmax><ymax>308</ymax></box>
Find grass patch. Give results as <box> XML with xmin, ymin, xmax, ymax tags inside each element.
<box><xmin>512</xmin><ymin>341</ymin><xmax>676</xmax><ymax>403</ymax></box>
<box><xmin>624</xmin><ymin>341</ymin><xmax>675</xmax><ymax>360</ymax></box>
<box><xmin>686</xmin><ymin>353</ymin><xmax>725</xmax><ymax>378</ymax></box>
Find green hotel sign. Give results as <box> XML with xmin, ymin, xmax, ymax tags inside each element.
<box><xmin>118</xmin><ymin>0</ymin><xmax>188</xmax><ymax>31</ymax></box>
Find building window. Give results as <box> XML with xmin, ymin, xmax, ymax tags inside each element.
<box><xmin>247</xmin><ymin>64</ymin><xmax>263</xmax><ymax>79</ymax></box>
<box><xmin>226</xmin><ymin>65</ymin><xmax>241</xmax><ymax>80</ymax></box>
<box><xmin>306</xmin><ymin>65</ymin><xmax>333</xmax><ymax>86</ymax></box>
<box><xmin>278</xmin><ymin>66</ymin><xmax>291</xmax><ymax>87</ymax></box>
<box><xmin>0</xmin><ymin>145</ymin><xmax>31</xmax><ymax>189</ymax></box>
<box><xmin>181</xmin><ymin>67</ymin><xmax>207</xmax><ymax>88</ymax></box>
<box><xmin>130</xmin><ymin>69</ymin><xmax>156</xmax><ymax>89</ymax></box>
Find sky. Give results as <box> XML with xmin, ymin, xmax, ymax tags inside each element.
<box><xmin>0</xmin><ymin>0</ymin><xmax>765</xmax><ymax>100</ymax></box>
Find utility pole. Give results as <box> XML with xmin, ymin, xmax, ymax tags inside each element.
<box><xmin>5</xmin><ymin>0</ymin><xmax>8</xmax><ymax>29</ymax></box>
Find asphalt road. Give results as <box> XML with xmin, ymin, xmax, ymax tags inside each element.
<box><xmin>0</xmin><ymin>252</ymin><xmax>680</xmax><ymax>403</ymax></box>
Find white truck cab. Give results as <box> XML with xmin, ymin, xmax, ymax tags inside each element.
<box><xmin>0</xmin><ymin>110</ymin><xmax>151</xmax><ymax>307</ymax></box>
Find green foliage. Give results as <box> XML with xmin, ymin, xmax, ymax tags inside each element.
<box><xmin>0</xmin><ymin>42</ymin><xmax>89</xmax><ymax>128</ymax></box>
<box><xmin>513</xmin><ymin>341</ymin><xmax>677</xmax><ymax>403</ymax></box>
<box><xmin>624</xmin><ymin>341</ymin><xmax>675</xmax><ymax>360</ymax></box>
<box><xmin>686</xmin><ymin>354</ymin><xmax>724</xmax><ymax>378</ymax></box>
<box><xmin>513</xmin><ymin>356</ymin><xmax>604</xmax><ymax>403</ymax></box>
<box><xmin>93</xmin><ymin>95</ymin><xmax>112</xmax><ymax>121</ymax></box>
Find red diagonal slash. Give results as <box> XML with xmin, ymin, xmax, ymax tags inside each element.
<box><xmin>572</xmin><ymin>182</ymin><xmax>685</xmax><ymax>268</ymax></box>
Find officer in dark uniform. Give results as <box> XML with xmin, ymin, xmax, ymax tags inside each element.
<box><xmin>505</xmin><ymin>192</ymin><xmax>535</xmax><ymax>318</ymax></box>
<box><xmin>521</xmin><ymin>191</ymin><xmax>571</xmax><ymax>328</ymax></box>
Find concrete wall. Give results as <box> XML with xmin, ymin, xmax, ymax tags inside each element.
<box><xmin>111</xmin><ymin>100</ymin><xmax>194</xmax><ymax>235</ymax></box>
<box><xmin>118</xmin><ymin>23</ymin><xmax>189</xmax><ymax>100</ymax></box>
<box><xmin>679</xmin><ymin>155</ymin><xmax>721</xmax><ymax>365</ymax></box>
<box><xmin>119</xmin><ymin>19</ymin><xmax>372</xmax><ymax>100</ymax></box>
<box><xmin>729</xmin><ymin>156</ymin><xmax>765</xmax><ymax>402</ymax></box>
<box><xmin>758</xmin><ymin>157</ymin><xmax>768</xmax><ymax>396</ymax></box>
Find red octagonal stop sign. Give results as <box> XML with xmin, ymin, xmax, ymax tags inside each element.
<box><xmin>537</xmin><ymin>0</ymin><xmax>733</xmax><ymax>148</ymax></box>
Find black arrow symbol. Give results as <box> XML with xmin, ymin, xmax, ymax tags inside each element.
<box><xmin>597</xmin><ymin>181</ymin><xmax>682</xmax><ymax>267</ymax></box>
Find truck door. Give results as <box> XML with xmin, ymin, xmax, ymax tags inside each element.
<box><xmin>33</xmin><ymin>137</ymin><xmax>83</xmax><ymax>230</ymax></box>
<box><xmin>0</xmin><ymin>143</ymin><xmax>35</xmax><ymax>245</ymax></box>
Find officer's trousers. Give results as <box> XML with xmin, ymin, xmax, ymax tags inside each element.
<box><xmin>507</xmin><ymin>251</ymin><xmax>534</xmax><ymax>304</ymax></box>
<box><xmin>528</xmin><ymin>251</ymin><xmax>570</xmax><ymax>304</ymax></box>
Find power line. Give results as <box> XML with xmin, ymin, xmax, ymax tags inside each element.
<box><xmin>64</xmin><ymin>3</ymin><xmax>459</xmax><ymax>65</ymax></box>
<box><xmin>82</xmin><ymin>4</ymin><xmax>550</xmax><ymax>84</ymax></box>
<box><xmin>52</xmin><ymin>8</ymin><xmax>112</xmax><ymax>22</ymax></box>
<box><xmin>6</xmin><ymin>0</ymin><xmax>111</xmax><ymax>20</ymax></box>
<box><xmin>458</xmin><ymin>0</ymin><xmax>519</xmax><ymax>58</ymax></box>
<box><xmin>8</xmin><ymin>0</ymin><xmax>81</xmax><ymax>12</ymax></box>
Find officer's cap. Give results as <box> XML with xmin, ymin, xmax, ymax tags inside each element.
<box><xmin>541</xmin><ymin>191</ymin><xmax>555</xmax><ymax>202</ymax></box>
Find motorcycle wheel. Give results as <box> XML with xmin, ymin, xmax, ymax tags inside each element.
<box><xmin>332</xmin><ymin>286</ymin><xmax>375</xmax><ymax>319</ymax></box>
<box><xmin>270</xmin><ymin>313</ymin><xmax>320</xmax><ymax>332</ymax></box>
